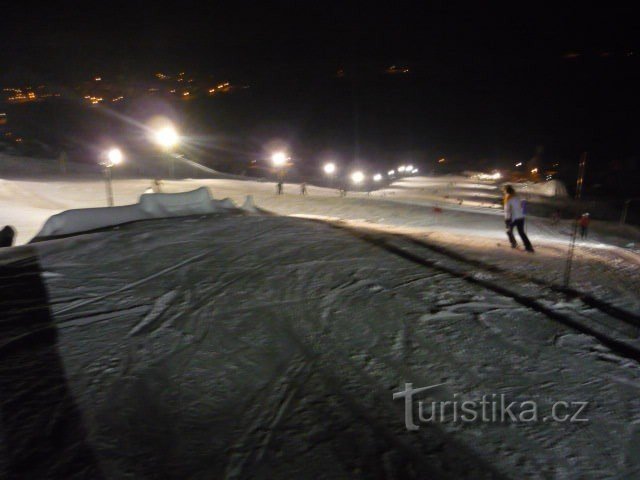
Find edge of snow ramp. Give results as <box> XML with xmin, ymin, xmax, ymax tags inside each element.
<box><xmin>0</xmin><ymin>246</ymin><xmax>104</xmax><ymax>479</ymax></box>
<box><xmin>30</xmin><ymin>190</ymin><xmax>262</xmax><ymax>243</ymax></box>
<box><xmin>35</xmin><ymin>187</ymin><xmax>238</xmax><ymax>239</ymax></box>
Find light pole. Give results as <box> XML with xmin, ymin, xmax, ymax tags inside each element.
<box><xmin>620</xmin><ymin>198</ymin><xmax>640</xmax><ymax>225</ymax></box>
<box><xmin>153</xmin><ymin>126</ymin><xmax>179</xmax><ymax>178</ymax></box>
<box><xmin>272</xmin><ymin>151</ymin><xmax>290</xmax><ymax>194</ymax></box>
<box><xmin>102</xmin><ymin>148</ymin><xmax>123</xmax><ymax>206</ymax></box>
<box><xmin>563</xmin><ymin>152</ymin><xmax>587</xmax><ymax>287</ymax></box>
<box><xmin>323</xmin><ymin>162</ymin><xmax>337</xmax><ymax>189</ymax></box>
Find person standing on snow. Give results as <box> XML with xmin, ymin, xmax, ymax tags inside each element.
<box><xmin>300</xmin><ymin>182</ymin><xmax>307</xmax><ymax>195</ymax></box>
<box><xmin>0</xmin><ymin>226</ymin><xmax>15</xmax><ymax>248</ymax></box>
<box><xmin>276</xmin><ymin>181</ymin><xmax>283</xmax><ymax>195</ymax></box>
<box><xmin>503</xmin><ymin>185</ymin><xmax>534</xmax><ymax>252</ymax></box>
<box><xmin>579</xmin><ymin>213</ymin><xmax>590</xmax><ymax>239</ymax></box>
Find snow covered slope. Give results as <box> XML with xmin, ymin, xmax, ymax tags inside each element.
<box><xmin>1</xmin><ymin>212</ymin><xmax>640</xmax><ymax>478</ymax></box>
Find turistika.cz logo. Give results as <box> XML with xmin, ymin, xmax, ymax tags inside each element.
<box><xmin>393</xmin><ymin>383</ymin><xmax>589</xmax><ymax>431</ymax></box>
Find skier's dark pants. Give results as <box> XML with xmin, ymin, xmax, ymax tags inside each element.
<box><xmin>506</xmin><ymin>218</ymin><xmax>533</xmax><ymax>251</ymax></box>
<box><xmin>580</xmin><ymin>226</ymin><xmax>588</xmax><ymax>238</ymax></box>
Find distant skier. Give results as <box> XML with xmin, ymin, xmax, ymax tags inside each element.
<box><xmin>300</xmin><ymin>182</ymin><xmax>307</xmax><ymax>195</ymax></box>
<box><xmin>144</xmin><ymin>179</ymin><xmax>163</xmax><ymax>194</ymax></box>
<box><xmin>579</xmin><ymin>213</ymin><xmax>590</xmax><ymax>239</ymax></box>
<box><xmin>503</xmin><ymin>185</ymin><xmax>534</xmax><ymax>252</ymax></box>
<box><xmin>0</xmin><ymin>226</ymin><xmax>15</xmax><ymax>248</ymax></box>
<box><xmin>276</xmin><ymin>181</ymin><xmax>283</xmax><ymax>195</ymax></box>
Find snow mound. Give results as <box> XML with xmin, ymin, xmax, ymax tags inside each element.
<box><xmin>35</xmin><ymin>187</ymin><xmax>236</xmax><ymax>239</ymax></box>
<box><xmin>515</xmin><ymin>180</ymin><xmax>568</xmax><ymax>197</ymax></box>
<box><xmin>138</xmin><ymin>188</ymin><xmax>218</xmax><ymax>216</ymax></box>
<box><xmin>241</xmin><ymin>194</ymin><xmax>259</xmax><ymax>213</ymax></box>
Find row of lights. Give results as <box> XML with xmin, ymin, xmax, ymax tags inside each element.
<box><xmin>272</xmin><ymin>154</ymin><xmax>420</xmax><ymax>185</ymax></box>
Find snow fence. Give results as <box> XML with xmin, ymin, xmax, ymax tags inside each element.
<box><xmin>35</xmin><ymin>187</ymin><xmax>239</xmax><ymax>239</ymax></box>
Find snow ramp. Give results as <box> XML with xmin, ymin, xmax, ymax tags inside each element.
<box><xmin>34</xmin><ymin>187</ymin><xmax>238</xmax><ymax>239</ymax></box>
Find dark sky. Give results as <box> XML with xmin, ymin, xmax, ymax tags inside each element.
<box><xmin>2</xmin><ymin>4</ymin><xmax>637</xmax><ymax>77</ymax></box>
<box><xmin>1</xmin><ymin>3</ymin><xmax>639</xmax><ymax>190</ymax></box>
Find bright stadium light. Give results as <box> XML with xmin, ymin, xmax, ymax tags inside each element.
<box><xmin>388</xmin><ymin>170</ymin><xmax>395</xmax><ymax>176</ymax></box>
<box><xmin>106</xmin><ymin>147</ymin><xmax>123</xmax><ymax>166</ymax></box>
<box><xmin>373</xmin><ymin>173</ymin><xmax>382</xmax><ymax>182</ymax></box>
<box><xmin>406</xmin><ymin>164</ymin><xmax>413</xmax><ymax>171</ymax></box>
<box><xmin>398</xmin><ymin>165</ymin><xmax>406</xmax><ymax>173</ymax></box>
<box><xmin>351</xmin><ymin>170</ymin><xmax>365</xmax><ymax>184</ymax></box>
<box><xmin>323</xmin><ymin>162</ymin><xmax>336</xmax><ymax>175</ymax></box>
<box><xmin>153</xmin><ymin>126</ymin><xmax>179</xmax><ymax>149</ymax></box>
<box><xmin>271</xmin><ymin>152</ymin><xmax>288</xmax><ymax>167</ymax></box>
<box><xmin>411</xmin><ymin>168</ymin><xmax>419</xmax><ymax>174</ymax></box>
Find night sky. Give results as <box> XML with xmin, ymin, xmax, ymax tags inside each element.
<box><xmin>1</xmin><ymin>3</ymin><xmax>638</xmax><ymax>193</ymax></box>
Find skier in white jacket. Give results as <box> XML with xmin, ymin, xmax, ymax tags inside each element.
<box><xmin>503</xmin><ymin>185</ymin><xmax>534</xmax><ymax>252</ymax></box>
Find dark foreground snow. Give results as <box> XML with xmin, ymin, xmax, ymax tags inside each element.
<box><xmin>1</xmin><ymin>213</ymin><xmax>639</xmax><ymax>479</ymax></box>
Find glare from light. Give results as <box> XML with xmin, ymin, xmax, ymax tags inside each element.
<box><xmin>323</xmin><ymin>162</ymin><xmax>336</xmax><ymax>175</ymax></box>
<box><xmin>388</xmin><ymin>170</ymin><xmax>395</xmax><ymax>175</ymax></box>
<box><xmin>531</xmin><ymin>168</ymin><xmax>538</xmax><ymax>174</ymax></box>
<box><xmin>107</xmin><ymin>148</ymin><xmax>123</xmax><ymax>166</ymax></box>
<box><xmin>438</xmin><ymin>158</ymin><xmax>446</xmax><ymax>163</ymax></box>
<box><xmin>373</xmin><ymin>173</ymin><xmax>382</xmax><ymax>182</ymax></box>
<box><xmin>271</xmin><ymin>152</ymin><xmax>288</xmax><ymax>167</ymax></box>
<box><xmin>154</xmin><ymin>126</ymin><xmax>179</xmax><ymax>149</ymax></box>
<box><xmin>515</xmin><ymin>162</ymin><xmax>523</xmax><ymax>167</ymax></box>
<box><xmin>398</xmin><ymin>165</ymin><xmax>406</xmax><ymax>172</ymax></box>
<box><xmin>351</xmin><ymin>171</ymin><xmax>365</xmax><ymax>184</ymax></box>
<box><xmin>412</xmin><ymin>168</ymin><xmax>419</xmax><ymax>174</ymax></box>
<box><xmin>406</xmin><ymin>164</ymin><xmax>413</xmax><ymax>171</ymax></box>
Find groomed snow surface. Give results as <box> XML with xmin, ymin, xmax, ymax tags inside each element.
<box><xmin>1</xmin><ymin>170</ymin><xmax>640</xmax><ymax>479</ymax></box>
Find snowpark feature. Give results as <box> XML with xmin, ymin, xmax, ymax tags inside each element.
<box><xmin>36</xmin><ymin>187</ymin><xmax>239</xmax><ymax>238</ymax></box>
<box><xmin>1</xmin><ymin>164</ymin><xmax>640</xmax><ymax>478</ymax></box>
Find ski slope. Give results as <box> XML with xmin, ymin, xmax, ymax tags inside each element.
<box><xmin>1</xmin><ymin>173</ymin><xmax>638</xmax><ymax>311</ymax></box>
<box><xmin>2</xmin><ymin>212</ymin><xmax>640</xmax><ymax>479</ymax></box>
<box><xmin>1</xmin><ymin>168</ymin><xmax>640</xmax><ymax>478</ymax></box>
